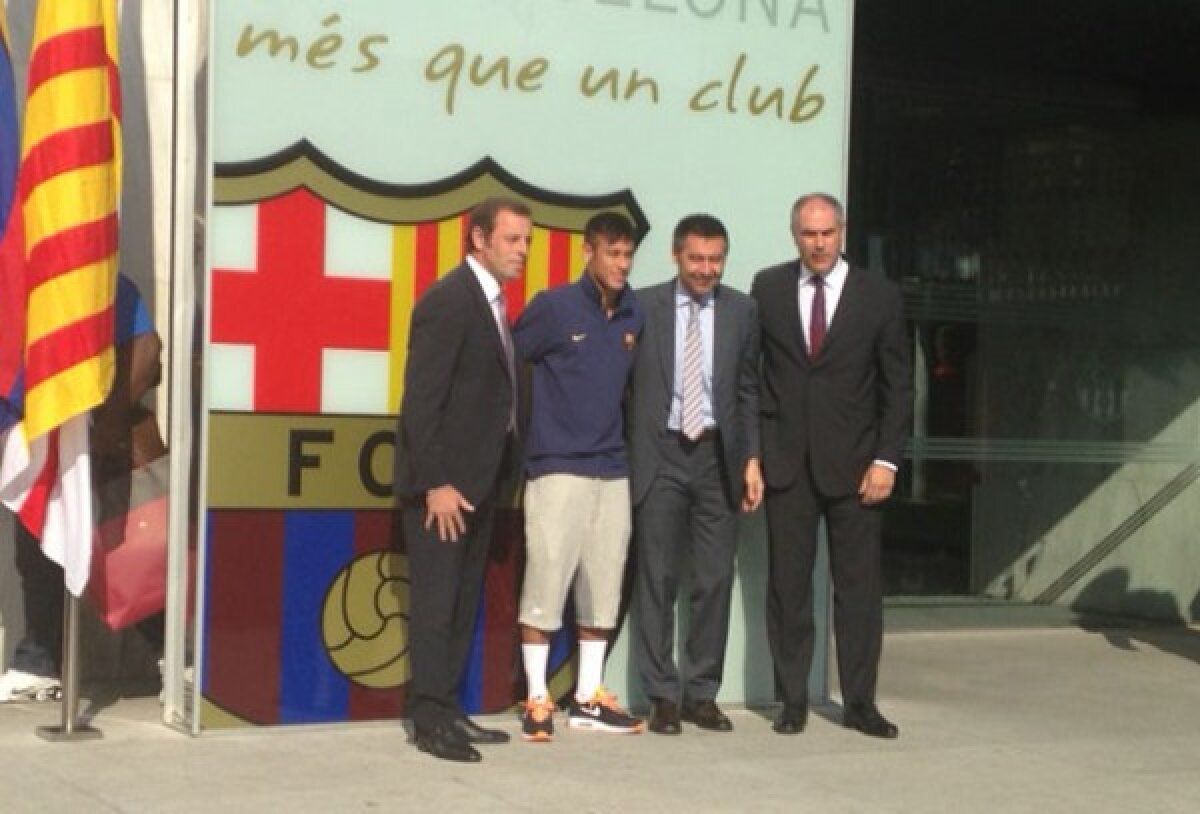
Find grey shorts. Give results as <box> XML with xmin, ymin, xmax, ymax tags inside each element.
<box><xmin>518</xmin><ymin>473</ymin><xmax>632</xmax><ymax>632</ymax></box>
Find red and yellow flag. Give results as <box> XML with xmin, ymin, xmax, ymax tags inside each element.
<box><xmin>21</xmin><ymin>0</ymin><xmax>122</xmax><ymax>437</ymax></box>
<box><xmin>0</xmin><ymin>0</ymin><xmax>121</xmax><ymax>596</ymax></box>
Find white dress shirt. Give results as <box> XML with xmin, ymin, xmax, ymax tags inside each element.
<box><xmin>467</xmin><ymin>255</ymin><xmax>516</xmax><ymax>427</ymax></box>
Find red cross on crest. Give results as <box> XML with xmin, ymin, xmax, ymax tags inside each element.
<box><xmin>210</xmin><ymin>188</ymin><xmax>391</xmax><ymax>413</ymax></box>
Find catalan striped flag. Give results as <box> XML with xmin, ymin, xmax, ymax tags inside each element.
<box><xmin>0</xmin><ymin>1</ymin><xmax>122</xmax><ymax>596</ymax></box>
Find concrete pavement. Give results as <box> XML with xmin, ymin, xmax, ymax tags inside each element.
<box><xmin>2</xmin><ymin>623</ymin><xmax>1199</xmax><ymax>812</ymax></box>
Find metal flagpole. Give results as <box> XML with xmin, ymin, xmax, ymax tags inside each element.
<box><xmin>36</xmin><ymin>592</ymin><xmax>101</xmax><ymax>741</ymax></box>
<box><xmin>163</xmin><ymin>0</ymin><xmax>207</xmax><ymax>734</ymax></box>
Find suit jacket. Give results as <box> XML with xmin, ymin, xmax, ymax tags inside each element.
<box><xmin>627</xmin><ymin>280</ymin><xmax>761</xmax><ymax>506</ymax></box>
<box><xmin>751</xmin><ymin>260</ymin><xmax>912</xmax><ymax>497</ymax></box>
<box><xmin>395</xmin><ymin>263</ymin><xmax>514</xmax><ymax>507</ymax></box>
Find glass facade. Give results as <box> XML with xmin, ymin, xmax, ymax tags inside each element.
<box><xmin>850</xmin><ymin>1</ymin><xmax>1200</xmax><ymax>621</ymax></box>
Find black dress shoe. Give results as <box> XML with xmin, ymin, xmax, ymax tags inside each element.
<box><xmin>414</xmin><ymin>727</ymin><xmax>482</xmax><ymax>763</ymax></box>
<box><xmin>453</xmin><ymin>715</ymin><xmax>511</xmax><ymax>744</ymax></box>
<box><xmin>648</xmin><ymin>700</ymin><xmax>682</xmax><ymax>735</ymax></box>
<box><xmin>843</xmin><ymin>703</ymin><xmax>899</xmax><ymax>739</ymax></box>
<box><xmin>682</xmin><ymin>699</ymin><xmax>733</xmax><ymax>732</ymax></box>
<box><xmin>772</xmin><ymin>703</ymin><xmax>808</xmax><ymax>735</ymax></box>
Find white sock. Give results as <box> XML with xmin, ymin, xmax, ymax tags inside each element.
<box><xmin>522</xmin><ymin>643</ymin><xmax>549</xmax><ymax>700</ymax></box>
<box><xmin>575</xmin><ymin>639</ymin><xmax>607</xmax><ymax>702</ymax></box>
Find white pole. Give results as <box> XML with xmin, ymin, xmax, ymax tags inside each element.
<box><xmin>162</xmin><ymin>0</ymin><xmax>206</xmax><ymax>733</ymax></box>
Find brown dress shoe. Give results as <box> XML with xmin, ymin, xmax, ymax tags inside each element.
<box><xmin>648</xmin><ymin>699</ymin><xmax>682</xmax><ymax>735</ymax></box>
<box><xmin>682</xmin><ymin>699</ymin><xmax>733</xmax><ymax>732</ymax></box>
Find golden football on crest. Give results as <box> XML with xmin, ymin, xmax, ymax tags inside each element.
<box><xmin>322</xmin><ymin>551</ymin><xmax>411</xmax><ymax>688</ymax></box>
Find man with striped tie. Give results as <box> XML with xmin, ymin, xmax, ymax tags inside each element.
<box><xmin>627</xmin><ymin>214</ymin><xmax>763</xmax><ymax>735</ymax></box>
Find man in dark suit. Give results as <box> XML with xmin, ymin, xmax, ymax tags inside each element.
<box><xmin>395</xmin><ymin>197</ymin><xmax>531</xmax><ymax>762</ymax></box>
<box><xmin>751</xmin><ymin>193</ymin><xmax>912</xmax><ymax>739</ymax></box>
<box><xmin>628</xmin><ymin>214</ymin><xmax>763</xmax><ymax>735</ymax></box>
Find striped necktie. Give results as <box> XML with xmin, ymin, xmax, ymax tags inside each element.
<box><xmin>680</xmin><ymin>300</ymin><xmax>705</xmax><ymax>440</ymax></box>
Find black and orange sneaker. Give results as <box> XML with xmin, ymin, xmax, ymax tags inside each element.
<box><xmin>567</xmin><ymin>687</ymin><xmax>644</xmax><ymax>734</ymax></box>
<box><xmin>521</xmin><ymin>696</ymin><xmax>556</xmax><ymax>742</ymax></box>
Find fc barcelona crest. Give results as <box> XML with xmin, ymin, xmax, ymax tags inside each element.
<box><xmin>201</xmin><ymin>142</ymin><xmax>647</xmax><ymax>728</ymax></box>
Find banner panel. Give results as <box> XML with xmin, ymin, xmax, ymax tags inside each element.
<box><xmin>204</xmin><ymin>0</ymin><xmax>851</xmax><ymax>728</ymax></box>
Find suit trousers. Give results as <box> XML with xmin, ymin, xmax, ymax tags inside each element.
<box><xmin>764</xmin><ymin>468</ymin><xmax>883</xmax><ymax>708</ymax></box>
<box><xmin>403</xmin><ymin>500</ymin><xmax>495</xmax><ymax>735</ymax></box>
<box><xmin>633</xmin><ymin>433</ymin><xmax>737</xmax><ymax>703</ymax></box>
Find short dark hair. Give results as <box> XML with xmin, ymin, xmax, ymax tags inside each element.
<box><xmin>466</xmin><ymin>196</ymin><xmax>532</xmax><ymax>253</ymax></box>
<box><xmin>583</xmin><ymin>211</ymin><xmax>636</xmax><ymax>247</ymax></box>
<box><xmin>790</xmin><ymin>192</ymin><xmax>845</xmax><ymax>226</ymax></box>
<box><xmin>672</xmin><ymin>213</ymin><xmax>728</xmax><ymax>253</ymax></box>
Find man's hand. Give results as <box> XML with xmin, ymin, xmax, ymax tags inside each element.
<box><xmin>742</xmin><ymin>457</ymin><xmax>764</xmax><ymax>512</ymax></box>
<box><xmin>424</xmin><ymin>484</ymin><xmax>475</xmax><ymax>542</ymax></box>
<box><xmin>858</xmin><ymin>464</ymin><xmax>896</xmax><ymax>506</ymax></box>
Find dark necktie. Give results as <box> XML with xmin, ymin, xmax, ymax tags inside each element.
<box><xmin>809</xmin><ymin>275</ymin><xmax>826</xmax><ymax>358</ymax></box>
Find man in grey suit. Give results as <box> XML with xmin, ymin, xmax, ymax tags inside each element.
<box><xmin>628</xmin><ymin>214</ymin><xmax>763</xmax><ymax>735</ymax></box>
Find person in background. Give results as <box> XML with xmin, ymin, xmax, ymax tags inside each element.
<box><xmin>0</xmin><ymin>273</ymin><xmax>164</xmax><ymax>702</ymax></box>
